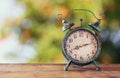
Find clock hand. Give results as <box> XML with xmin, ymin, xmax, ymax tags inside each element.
<box><xmin>71</xmin><ymin>43</ymin><xmax>92</xmax><ymax>51</ymax></box>
<box><xmin>79</xmin><ymin>43</ymin><xmax>92</xmax><ymax>48</ymax></box>
<box><xmin>71</xmin><ymin>45</ymin><xmax>79</xmax><ymax>51</ymax></box>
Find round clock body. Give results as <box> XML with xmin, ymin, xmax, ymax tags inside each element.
<box><xmin>62</xmin><ymin>27</ymin><xmax>101</xmax><ymax>66</ymax></box>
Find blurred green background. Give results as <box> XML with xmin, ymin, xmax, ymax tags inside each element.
<box><xmin>0</xmin><ymin>0</ymin><xmax>120</xmax><ymax>64</ymax></box>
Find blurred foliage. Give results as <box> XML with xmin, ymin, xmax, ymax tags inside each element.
<box><xmin>1</xmin><ymin>0</ymin><xmax>120</xmax><ymax>63</ymax></box>
<box><xmin>17</xmin><ymin>0</ymin><xmax>104</xmax><ymax>63</ymax></box>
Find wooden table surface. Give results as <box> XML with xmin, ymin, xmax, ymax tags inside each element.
<box><xmin>0</xmin><ymin>64</ymin><xmax>120</xmax><ymax>78</ymax></box>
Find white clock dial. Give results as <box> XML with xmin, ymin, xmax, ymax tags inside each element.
<box><xmin>65</xmin><ymin>29</ymin><xmax>98</xmax><ymax>63</ymax></box>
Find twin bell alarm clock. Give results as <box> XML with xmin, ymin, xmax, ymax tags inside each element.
<box><xmin>58</xmin><ymin>9</ymin><xmax>102</xmax><ymax>71</ymax></box>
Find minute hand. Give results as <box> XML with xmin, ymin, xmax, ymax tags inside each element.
<box><xmin>79</xmin><ymin>43</ymin><xmax>92</xmax><ymax>48</ymax></box>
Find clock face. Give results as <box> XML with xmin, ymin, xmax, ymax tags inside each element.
<box><xmin>65</xmin><ymin>29</ymin><xmax>98</xmax><ymax>63</ymax></box>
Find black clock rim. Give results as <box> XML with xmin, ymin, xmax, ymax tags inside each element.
<box><xmin>62</xmin><ymin>27</ymin><xmax>101</xmax><ymax>66</ymax></box>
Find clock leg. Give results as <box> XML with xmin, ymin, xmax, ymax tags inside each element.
<box><xmin>93</xmin><ymin>60</ymin><xmax>100</xmax><ymax>71</ymax></box>
<box><xmin>64</xmin><ymin>60</ymin><xmax>72</xmax><ymax>71</ymax></box>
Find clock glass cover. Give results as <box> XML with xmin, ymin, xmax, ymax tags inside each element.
<box><xmin>64</xmin><ymin>29</ymin><xmax>99</xmax><ymax>63</ymax></box>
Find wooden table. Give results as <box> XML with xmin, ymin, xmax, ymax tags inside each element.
<box><xmin>0</xmin><ymin>64</ymin><xmax>120</xmax><ymax>78</ymax></box>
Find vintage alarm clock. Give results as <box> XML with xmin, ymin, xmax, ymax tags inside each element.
<box><xmin>59</xmin><ymin>9</ymin><xmax>102</xmax><ymax>71</ymax></box>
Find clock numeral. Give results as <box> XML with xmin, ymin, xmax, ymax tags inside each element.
<box><xmin>73</xmin><ymin>34</ymin><xmax>77</xmax><ymax>39</ymax></box>
<box><xmin>92</xmin><ymin>51</ymin><xmax>95</xmax><ymax>55</ymax></box>
<box><xmin>69</xmin><ymin>38</ymin><xmax>73</xmax><ymax>43</ymax></box>
<box><xmin>66</xmin><ymin>44</ymin><xmax>70</xmax><ymax>48</ymax></box>
<box><xmin>80</xmin><ymin>56</ymin><xmax>84</xmax><ymax>60</ymax></box>
<box><xmin>86</xmin><ymin>34</ymin><xmax>88</xmax><ymax>38</ymax></box>
<box><xmin>87</xmin><ymin>54</ymin><xmax>91</xmax><ymax>59</ymax></box>
<box><xmin>69</xmin><ymin>50</ymin><xmax>73</xmax><ymax>54</ymax></box>
<box><xmin>74</xmin><ymin>54</ymin><xmax>77</xmax><ymax>59</ymax></box>
<box><xmin>79</xmin><ymin>32</ymin><xmax>83</xmax><ymax>37</ymax></box>
<box><xmin>94</xmin><ymin>45</ymin><xmax>97</xmax><ymax>48</ymax></box>
<box><xmin>91</xmin><ymin>40</ymin><xmax>97</xmax><ymax>48</ymax></box>
<box><xmin>91</xmin><ymin>38</ymin><xmax>94</xmax><ymax>41</ymax></box>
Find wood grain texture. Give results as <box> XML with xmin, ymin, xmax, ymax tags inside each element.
<box><xmin>0</xmin><ymin>64</ymin><xmax>120</xmax><ymax>78</ymax></box>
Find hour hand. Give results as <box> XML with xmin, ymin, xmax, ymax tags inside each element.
<box><xmin>71</xmin><ymin>45</ymin><xmax>79</xmax><ymax>51</ymax></box>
